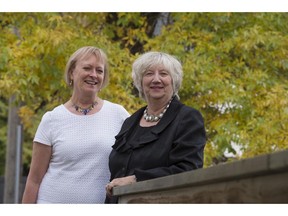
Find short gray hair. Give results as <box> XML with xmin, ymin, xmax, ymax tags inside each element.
<box><xmin>132</xmin><ymin>51</ymin><xmax>183</xmax><ymax>100</ymax></box>
<box><xmin>64</xmin><ymin>46</ymin><xmax>109</xmax><ymax>89</ymax></box>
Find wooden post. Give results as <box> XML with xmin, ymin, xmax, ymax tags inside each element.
<box><xmin>4</xmin><ymin>95</ymin><xmax>22</xmax><ymax>203</ymax></box>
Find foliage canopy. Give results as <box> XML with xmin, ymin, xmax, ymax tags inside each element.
<box><xmin>0</xmin><ymin>12</ymin><xmax>287</xmax><ymax>174</ymax></box>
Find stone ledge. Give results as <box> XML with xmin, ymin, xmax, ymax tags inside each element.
<box><xmin>113</xmin><ymin>150</ymin><xmax>288</xmax><ymax>203</ymax></box>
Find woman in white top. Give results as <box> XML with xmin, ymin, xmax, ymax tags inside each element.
<box><xmin>22</xmin><ymin>46</ymin><xmax>130</xmax><ymax>203</ymax></box>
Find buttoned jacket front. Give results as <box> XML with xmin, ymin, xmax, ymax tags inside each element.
<box><xmin>108</xmin><ymin>97</ymin><xmax>206</xmax><ymax>184</ymax></box>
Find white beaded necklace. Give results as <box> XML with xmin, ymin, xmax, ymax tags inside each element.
<box><xmin>143</xmin><ymin>98</ymin><xmax>173</xmax><ymax>122</ymax></box>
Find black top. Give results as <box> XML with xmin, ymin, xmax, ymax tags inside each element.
<box><xmin>128</xmin><ymin>124</ymin><xmax>155</xmax><ymax>147</ymax></box>
<box><xmin>105</xmin><ymin>97</ymin><xmax>206</xmax><ymax>203</ymax></box>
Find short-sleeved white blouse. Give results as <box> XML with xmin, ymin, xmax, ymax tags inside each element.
<box><xmin>34</xmin><ymin>100</ymin><xmax>130</xmax><ymax>203</ymax></box>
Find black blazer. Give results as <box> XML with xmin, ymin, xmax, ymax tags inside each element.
<box><xmin>106</xmin><ymin>97</ymin><xmax>206</xmax><ymax>203</ymax></box>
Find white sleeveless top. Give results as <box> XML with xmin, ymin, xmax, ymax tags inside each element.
<box><xmin>34</xmin><ymin>100</ymin><xmax>130</xmax><ymax>203</ymax></box>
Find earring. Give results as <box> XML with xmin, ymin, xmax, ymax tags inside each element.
<box><xmin>69</xmin><ymin>79</ymin><xmax>73</xmax><ymax>86</ymax></box>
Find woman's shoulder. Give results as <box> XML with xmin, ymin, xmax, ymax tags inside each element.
<box><xmin>178</xmin><ymin>104</ymin><xmax>205</xmax><ymax>125</ymax></box>
<box><xmin>181</xmin><ymin>104</ymin><xmax>201</xmax><ymax>113</ymax></box>
<box><xmin>103</xmin><ymin>100</ymin><xmax>130</xmax><ymax>116</ymax></box>
<box><xmin>41</xmin><ymin>104</ymin><xmax>66</xmax><ymax>119</ymax></box>
<box><xmin>103</xmin><ymin>100</ymin><xmax>121</xmax><ymax>107</ymax></box>
<box><xmin>103</xmin><ymin>100</ymin><xmax>125</xmax><ymax>110</ymax></box>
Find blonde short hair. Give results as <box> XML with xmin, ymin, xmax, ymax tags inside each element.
<box><xmin>64</xmin><ymin>46</ymin><xmax>109</xmax><ymax>89</ymax></box>
<box><xmin>132</xmin><ymin>51</ymin><xmax>183</xmax><ymax>100</ymax></box>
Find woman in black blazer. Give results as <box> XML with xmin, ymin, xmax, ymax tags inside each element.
<box><xmin>105</xmin><ymin>52</ymin><xmax>206</xmax><ymax>203</ymax></box>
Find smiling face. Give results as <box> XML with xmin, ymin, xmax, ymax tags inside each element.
<box><xmin>142</xmin><ymin>64</ymin><xmax>174</xmax><ymax>102</ymax></box>
<box><xmin>70</xmin><ymin>54</ymin><xmax>105</xmax><ymax>97</ymax></box>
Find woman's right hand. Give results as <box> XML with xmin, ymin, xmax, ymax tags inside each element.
<box><xmin>105</xmin><ymin>175</ymin><xmax>137</xmax><ymax>197</ymax></box>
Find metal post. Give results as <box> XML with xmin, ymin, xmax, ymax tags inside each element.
<box><xmin>14</xmin><ymin>125</ymin><xmax>22</xmax><ymax>203</ymax></box>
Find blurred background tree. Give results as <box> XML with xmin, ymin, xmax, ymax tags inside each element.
<box><xmin>0</xmin><ymin>12</ymin><xmax>287</xmax><ymax>176</ymax></box>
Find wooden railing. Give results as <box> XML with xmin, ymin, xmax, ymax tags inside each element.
<box><xmin>113</xmin><ymin>149</ymin><xmax>288</xmax><ymax>203</ymax></box>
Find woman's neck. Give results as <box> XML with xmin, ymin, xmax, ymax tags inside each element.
<box><xmin>70</xmin><ymin>94</ymin><xmax>98</xmax><ymax>108</ymax></box>
<box><xmin>146</xmin><ymin>97</ymin><xmax>172</xmax><ymax>115</ymax></box>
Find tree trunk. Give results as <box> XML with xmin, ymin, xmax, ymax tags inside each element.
<box><xmin>153</xmin><ymin>13</ymin><xmax>170</xmax><ymax>37</ymax></box>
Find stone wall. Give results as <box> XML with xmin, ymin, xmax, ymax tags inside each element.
<box><xmin>113</xmin><ymin>150</ymin><xmax>288</xmax><ymax>203</ymax></box>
